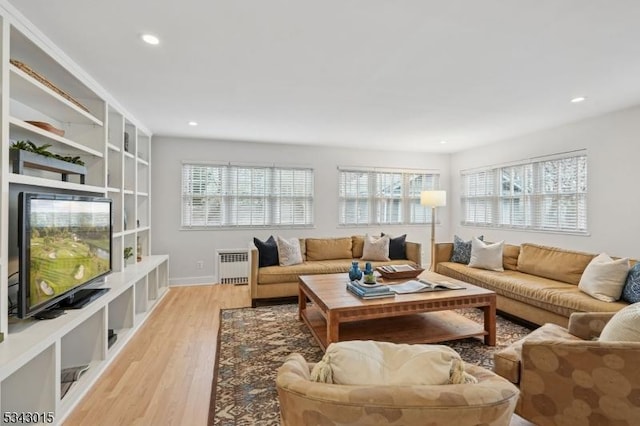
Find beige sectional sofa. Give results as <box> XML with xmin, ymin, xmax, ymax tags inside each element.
<box><xmin>249</xmin><ymin>236</ymin><xmax>421</xmax><ymax>306</ymax></box>
<box><xmin>434</xmin><ymin>242</ymin><xmax>630</xmax><ymax>327</ymax></box>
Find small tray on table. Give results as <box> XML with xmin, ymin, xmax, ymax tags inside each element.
<box><xmin>376</xmin><ymin>264</ymin><xmax>424</xmax><ymax>279</ymax></box>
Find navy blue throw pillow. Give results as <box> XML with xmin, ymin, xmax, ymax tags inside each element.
<box><xmin>381</xmin><ymin>233</ymin><xmax>407</xmax><ymax>260</ymax></box>
<box><xmin>622</xmin><ymin>263</ymin><xmax>640</xmax><ymax>303</ymax></box>
<box><xmin>450</xmin><ymin>235</ymin><xmax>483</xmax><ymax>264</ymax></box>
<box><xmin>253</xmin><ymin>236</ymin><xmax>279</xmax><ymax>267</ymax></box>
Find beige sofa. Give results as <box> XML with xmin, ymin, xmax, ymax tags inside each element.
<box><xmin>249</xmin><ymin>236</ymin><xmax>421</xmax><ymax>306</ymax></box>
<box><xmin>434</xmin><ymin>242</ymin><xmax>630</xmax><ymax>327</ymax></box>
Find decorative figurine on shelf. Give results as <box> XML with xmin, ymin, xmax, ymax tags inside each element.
<box><xmin>349</xmin><ymin>261</ymin><xmax>363</xmax><ymax>281</ymax></box>
<box><xmin>124</xmin><ymin>132</ymin><xmax>130</xmax><ymax>152</ymax></box>
<box><xmin>124</xmin><ymin>247</ymin><xmax>134</xmax><ymax>267</ymax></box>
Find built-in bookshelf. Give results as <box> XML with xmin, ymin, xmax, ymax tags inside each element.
<box><xmin>0</xmin><ymin>3</ymin><xmax>167</xmax><ymax>423</ymax></box>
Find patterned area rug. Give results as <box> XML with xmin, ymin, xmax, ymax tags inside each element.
<box><xmin>210</xmin><ymin>304</ymin><xmax>533</xmax><ymax>425</ymax></box>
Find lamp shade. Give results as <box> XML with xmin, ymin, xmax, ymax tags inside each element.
<box><xmin>420</xmin><ymin>190</ymin><xmax>447</xmax><ymax>207</ymax></box>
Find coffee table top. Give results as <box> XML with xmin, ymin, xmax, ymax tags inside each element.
<box><xmin>299</xmin><ymin>271</ymin><xmax>495</xmax><ymax>311</ymax></box>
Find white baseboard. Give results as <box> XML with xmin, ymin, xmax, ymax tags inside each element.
<box><xmin>169</xmin><ymin>275</ymin><xmax>217</xmax><ymax>286</ymax></box>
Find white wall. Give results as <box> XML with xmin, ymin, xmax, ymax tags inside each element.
<box><xmin>151</xmin><ymin>138</ymin><xmax>451</xmax><ymax>284</ymax></box>
<box><xmin>449</xmin><ymin>105</ymin><xmax>640</xmax><ymax>258</ymax></box>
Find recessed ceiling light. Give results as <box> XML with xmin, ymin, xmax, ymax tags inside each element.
<box><xmin>188</xmin><ymin>121</ymin><xmax>198</xmax><ymax>126</ymax></box>
<box><xmin>141</xmin><ymin>34</ymin><xmax>160</xmax><ymax>45</ymax></box>
<box><xmin>570</xmin><ymin>96</ymin><xmax>586</xmax><ymax>103</ymax></box>
<box><xmin>440</xmin><ymin>140</ymin><xmax>447</xmax><ymax>144</ymax></box>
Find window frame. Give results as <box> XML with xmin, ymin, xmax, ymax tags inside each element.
<box><xmin>460</xmin><ymin>151</ymin><xmax>588</xmax><ymax>234</ymax></box>
<box><xmin>338</xmin><ymin>167</ymin><xmax>441</xmax><ymax>226</ymax></box>
<box><xmin>181</xmin><ymin>162</ymin><xmax>314</xmax><ymax>229</ymax></box>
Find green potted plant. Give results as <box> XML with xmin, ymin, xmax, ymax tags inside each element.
<box><xmin>124</xmin><ymin>247</ymin><xmax>134</xmax><ymax>267</ymax></box>
<box><xmin>10</xmin><ymin>140</ymin><xmax>87</xmax><ymax>183</ymax></box>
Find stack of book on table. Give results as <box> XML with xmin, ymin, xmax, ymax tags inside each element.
<box><xmin>346</xmin><ymin>281</ymin><xmax>395</xmax><ymax>299</ymax></box>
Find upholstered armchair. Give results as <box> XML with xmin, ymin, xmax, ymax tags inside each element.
<box><xmin>494</xmin><ymin>310</ymin><xmax>640</xmax><ymax>425</ymax></box>
<box><xmin>276</xmin><ymin>353</ymin><xmax>519</xmax><ymax>426</ymax></box>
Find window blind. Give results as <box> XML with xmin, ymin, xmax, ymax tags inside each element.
<box><xmin>461</xmin><ymin>151</ymin><xmax>587</xmax><ymax>233</ymax></box>
<box><xmin>181</xmin><ymin>163</ymin><xmax>314</xmax><ymax>228</ymax></box>
<box><xmin>338</xmin><ymin>168</ymin><xmax>440</xmax><ymax>225</ymax></box>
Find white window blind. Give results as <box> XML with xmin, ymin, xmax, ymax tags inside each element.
<box><xmin>182</xmin><ymin>163</ymin><xmax>314</xmax><ymax>228</ymax></box>
<box><xmin>338</xmin><ymin>168</ymin><xmax>440</xmax><ymax>225</ymax></box>
<box><xmin>461</xmin><ymin>151</ymin><xmax>587</xmax><ymax>233</ymax></box>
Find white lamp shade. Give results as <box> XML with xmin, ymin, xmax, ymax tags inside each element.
<box><xmin>420</xmin><ymin>190</ymin><xmax>447</xmax><ymax>207</ymax></box>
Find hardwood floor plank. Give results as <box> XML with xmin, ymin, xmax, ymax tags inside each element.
<box><xmin>63</xmin><ymin>284</ymin><xmax>250</xmax><ymax>426</ymax></box>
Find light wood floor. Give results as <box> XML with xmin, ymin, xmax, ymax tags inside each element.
<box><xmin>63</xmin><ymin>284</ymin><xmax>251</xmax><ymax>426</ymax></box>
<box><xmin>64</xmin><ymin>284</ymin><xmax>533</xmax><ymax>426</ymax></box>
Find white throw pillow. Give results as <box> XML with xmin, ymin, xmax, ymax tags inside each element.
<box><xmin>275</xmin><ymin>236</ymin><xmax>303</xmax><ymax>266</ymax></box>
<box><xmin>599</xmin><ymin>302</ymin><xmax>640</xmax><ymax>342</ymax></box>
<box><xmin>468</xmin><ymin>238</ymin><xmax>504</xmax><ymax>272</ymax></box>
<box><xmin>578</xmin><ymin>253</ymin><xmax>629</xmax><ymax>302</ymax></box>
<box><xmin>361</xmin><ymin>234</ymin><xmax>390</xmax><ymax>261</ymax></box>
<box><xmin>310</xmin><ymin>340</ymin><xmax>476</xmax><ymax>385</ymax></box>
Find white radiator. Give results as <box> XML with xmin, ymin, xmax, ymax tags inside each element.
<box><xmin>216</xmin><ymin>249</ymin><xmax>249</xmax><ymax>285</ymax></box>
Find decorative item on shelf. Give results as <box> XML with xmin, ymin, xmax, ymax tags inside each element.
<box><xmin>421</xmin><ymin>190</ymin><xmax>447</xmax><ymax>271</ymax></box>
<box><xmin>124</xmin><ymin>132</ymin><xmax>130</xmax><ymax>152</ymax></box>
<box><xmin>137</xmin><ymin>237</ymin><xmax>142</xmax><ymax>262</ymax></box>
<box><xmin>348</xmin><ymin>261</ymin><xmax>363</xmax><ymax>281</ymax></box>
<box><xmin>24</xmin><ymin>120</ymin><xmax>65</xmax><ymax>137</ymax></box>
<box><xmin>123</xmin><ymin>209</ymin><xmax>128</xmax><ymax>230</ymax></box>
<box><xmin>10</xmin><ymin>140</ymin><xmax>86</xmax><ymax>183</ymax></box>
<box><xmin>10</xmin><ymin>59</ymin><xmax>91</xmax><ymax>113</ymax></box>
<box><xmin>124</xmin><ymin>247</ymin><xmax>134</xmax><ymax>267</ymax></box>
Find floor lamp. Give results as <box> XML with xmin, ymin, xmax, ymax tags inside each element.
<box><xmin>421</xmin><ymin>190</ymin><xmax>447</xmax><ymax>271</ymax></box>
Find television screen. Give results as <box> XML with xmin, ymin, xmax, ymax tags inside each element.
<box><xmin>19</xmin><ymin>192</ymin><xmax>112</xmax><ymax>318</ymax></box>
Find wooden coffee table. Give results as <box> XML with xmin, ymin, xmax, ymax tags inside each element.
<box><xmin>298</xmin><ymin>272</ymin><xmax>496</xmax><ymax>351</ymax></box>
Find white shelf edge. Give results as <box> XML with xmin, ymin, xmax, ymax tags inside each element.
<box><xmin>137</xmin><ymin>191</ymin><xmax>149</xmax><ymax>197</ymax></box>
<box><xmin>113</xmin><ymin>231</ymin><xmax>124</xmax><ymax>238</ymax></box>
<box><xmin>124</xmin><ymin>152</ymin><xmax>135</xmax><ymax>159</ymax></box>
<box><xmin>10</xmin><ymin>64</ymin><xmax>104</xmax><ymax>127</ymax></box>
<box><xmin>123</xmin><ymin>189</ymin><xmax>134</xmax><ymax>195</ymax></box>
<box><xmin>137</xmin><ymin>226</ymin><xmax>150</xmax><ymax>232</ymax></box>
<box><xmin>106</xmin><ymin>187</ymin><xmax>121</xmax><ymax>193</ymax></box>
<box><xmin>9</xmin><ymin>117</ymin><xmax>104</xmax><ymax>158</ymax></box>
<box><xmin>122</xmin><ymin>229</ymin><xmax>136</xmax><ymax>236</ymax></box>
<box><xmin>8</xmin><ymin>173</ymin><xmax>105</xmax><ymax>193</ymax></box>
<box><xmin>136</xmin><ymin>158</ymin><xmax>149</xmax><ymax>166</ymax></box>
<box><xmin>107</xmin><ymin>143</ymin><xmax>121</xmax><ymax>152</ymax></box>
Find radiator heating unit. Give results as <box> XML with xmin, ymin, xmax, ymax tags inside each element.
<box><xmin>216</xmin><ymin>249</ymin><xmax>249</xmax><ymax>285</ymax></box>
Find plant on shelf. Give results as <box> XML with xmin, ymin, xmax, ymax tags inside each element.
<box><xmin>11</xmin><ymin>140</ymin><xmax>85</xmax><ymax>165</ymax></box>
<box><xmin>124</xmin><ymin>247</ymin><xmax>134</xmax><ymax>266</ymax></box>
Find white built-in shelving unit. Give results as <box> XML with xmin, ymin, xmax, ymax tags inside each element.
<box><xmin>0</xmin><ymin>3</ymin><xmax>168</xmax><ymax>423</ymax></box>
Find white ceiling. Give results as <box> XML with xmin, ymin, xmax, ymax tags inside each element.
<box><xmin>8</xmin><ymin>0</ymin><xmax>640</xmax><ymax>153</ymax></box>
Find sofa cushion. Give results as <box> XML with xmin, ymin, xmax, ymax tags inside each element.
<box><xmin>494</xmin><ymin>323</ymin><xmax>581</xmax><ymax>384</ymax></box>
<box><xmin>622</xmin><ymin>263</ymin><xmax>640</xmax><ymax>303</ymax></box>
<box><xmin>382</xmin><ymin>233</ymin><xmax>407</xmax><ymax>260</ymax></box>
<box><xmin>310</xmin><ymin>341</ymin><xmax>475</xmax><ymax>386</ymax></box>
<box><xmin>503</xmin><ymin>244</ymin><xmax>520</xmax><ymax>271</ymax></box>
<box><xmin>450</xmin><ymin>235</ymin><xmax>482</xmax><ymax>264</ymax></box>
<box><xmin>253</xmin><ymin>235</ymin><xmax>279</xmax><ymax>267</ymax></box>
<box><xmin>362</xmin><ymin>234</ymin><xmax>390</xmax><ymax>261</ymax></box>
<box><xmin>305</xmin><ymin>237</ymin><xmax>352</xmax><ymax>261</ymax></box>
<box><xmin>276</xmin><ymin>236</ymin><xmax>303</xmax><ymax>266</ymax></box>
<box><xmin>436</xmin><ymin>262</ymin><xmax>626</xmax><ymax>318</ymax></box>
<box><xmin>516</xmin><ymin>243</ymin><xmax>595</xmax><ymax>285</ymax></box>
<box><xmin>599</xmin><ymin>302</ymin><xmax>640</xmax><ymax>342</ymax></box>
<box><xmin>469</xmin><ymin>238</ymin><xmax>504</xmax><ymax>272</ymax></box>
<box><xmin>351</xmin><ymin>235</ymin><xmax>364</xmax><ymax>258</ymax></box>
<box><xmin>578</xmin><ymin>253</ymin><xmax>630</xmax><ymax>302</ymax></box>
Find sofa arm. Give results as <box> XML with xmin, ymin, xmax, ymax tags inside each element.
<box><xmin>405</xmin><ymin>241</ymin><xmax>422</xmax><ymax>267</ymax></box>
<box><xmin>567</xmin><ymin>311</ymin><xmax>616</xmax><ymax>340</ymax></box>
<box><xmin>434</xmin><ymin>243</ymin><xmax>453</xmax><ymax>267</ymax></box>
<box><xmin>248</xmin><ymin>241</ymin><xmax>259</xmax><ymax>300</ymax></box>
<box><xmin>519</xmin><ymin>339</ymin><xmax>640</xmax><ymax>423</ymax></box>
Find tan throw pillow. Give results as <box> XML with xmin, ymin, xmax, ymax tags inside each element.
<box><xmin>276</xmin><ymin>236</ymin><xmax>303</xmax><ymax>266</ymax></box>
<box><xmin>578</xmin><ymin>253</ymin><xmax>630</xmax><ymax>302</ymax></box>
<box><xmin>305</xmin><ymin>237</ymin><xmax>352</xmax><ymax>261</ymax></box>
<box><xmin>599</xmin><ymin>302</ymin><xmax>640</xmax><ymax>341</ymax></box>
<box><xmin>468</xmin><ymin>238</ymin><xmax>504</xmax><ymax>272</ymax></box>
<box><xmin>361</xmin><ymin>234</ymin><xmax>390</xmax><ymax>261</ymax></box>
<box><xmin>310</xmin><ymin>340</ymin><xmax>477</xmax><ymax>386</ymax></box>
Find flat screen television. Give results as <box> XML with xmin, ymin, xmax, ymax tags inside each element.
<box><xmin>18</xmin><ymin>192</ymin><xmax>113</xmax><ymax>319</ymax></box>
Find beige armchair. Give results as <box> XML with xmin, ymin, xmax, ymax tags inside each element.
<box><xmin>276</xmin><ymin>353</ymin><xmax>519</xmax><ymax>426</ymax></box>
<box><xmin>494</xmin><ymin>311</ymin><xmax>640</xmax><ymax>425</ymax></box>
